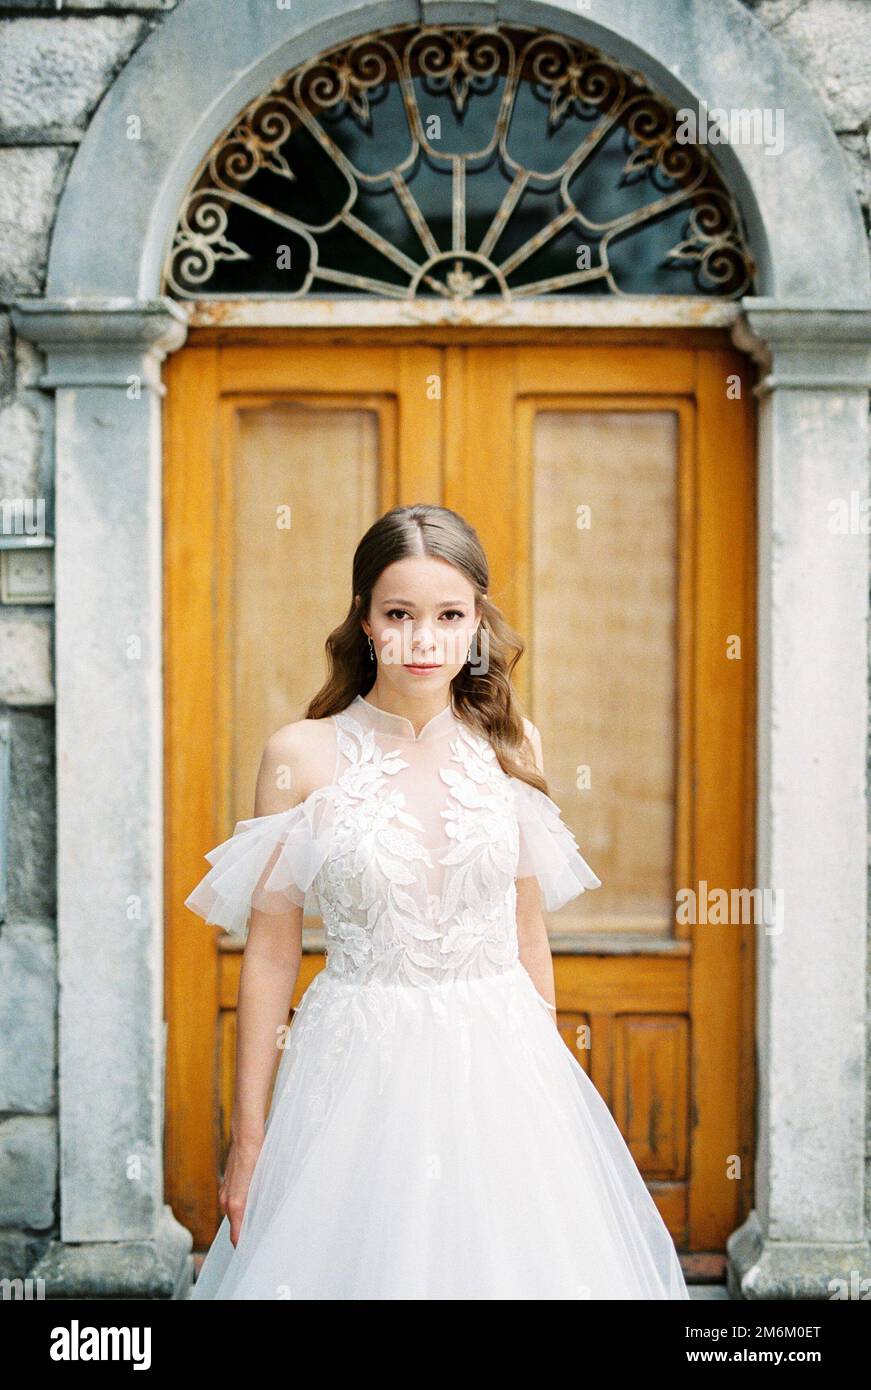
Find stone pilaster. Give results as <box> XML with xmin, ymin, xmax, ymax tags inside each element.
<box><xmin>728</xmin><ymin>299</ymin><xmax>871</xmax><ymax>1299</ymax></box>
<box><xmin>9</xmin><ymin>296</ymin><xmax>192</xmax><ymax>1298</ymax></box>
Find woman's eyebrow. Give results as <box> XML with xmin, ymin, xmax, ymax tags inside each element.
<box><xmin>380</xmin><ymin>598</ymin><xmax>469</xmax><ymax>606</ymax></box>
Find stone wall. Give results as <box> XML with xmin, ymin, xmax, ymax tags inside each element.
<box><xmin>0</xmin><ymin>0</ymin><xmax>868</xmax><ymax>1275</ymax></box>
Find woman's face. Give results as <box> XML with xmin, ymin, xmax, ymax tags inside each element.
<box><xmin>358</xmin><ymin>556</ymin><xmax>481</xmax><ymax>701</ymax></box>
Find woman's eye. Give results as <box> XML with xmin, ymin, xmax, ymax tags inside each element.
<box><xmin>383</xmin><ymin>607</ymin><xmax>466</xmax><ymax>621</ymax></box>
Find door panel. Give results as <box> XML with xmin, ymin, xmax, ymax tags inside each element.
<box><xmin>525</xmin><ymin>403</ymin><xmax>684</xmax><ymax>936</ymax></box>
<box><xmin>221</xmin><ymin>396</ymin><xmax>389</xmax><ymax>827</ymax></box>
<box><xmin>165</xmin><ymin>334</ymin><xmax>755</xmax><ymax>1263</ymax></box>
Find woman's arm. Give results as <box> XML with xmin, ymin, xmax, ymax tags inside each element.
<box><xmin>516</xmin><ymin>720</ymin><xmax>559</xmax><ymax>1027</ymax></box>
<box><xmin>221</xmin><ymin>725</ymin><xmax>308</xmax><ymax>1245</ymax></box>
<box><xmin>230</xmin><ymin>908</ymin><xmax>303</xmax><ymax>1148</ymax></box>
<box><xmin>516</xmin><ymin>876</ymin><xmax>557</xmax><ymax>1023</ymax></box>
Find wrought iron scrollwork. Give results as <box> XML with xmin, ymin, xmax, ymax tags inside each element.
<box><xmin>163</xmin><ymin>23</ymin><xmax>756</xmax><ymax>301</ymax></box>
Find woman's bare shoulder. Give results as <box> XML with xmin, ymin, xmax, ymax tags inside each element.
<box><xmin>263</xmin><ymin>714</ymin><xmax>336</xmax><ymax>761</ymax></box>
<box><xmin>256</xmin><ymin>714</ymin><xmax>338</xmax><ymax>812</ymax></box>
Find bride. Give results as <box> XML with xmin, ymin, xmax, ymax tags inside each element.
<box><xmin>184</xmin><ymin>502</ymin><xmax>690</xmax><ymax>1300</ymax></box>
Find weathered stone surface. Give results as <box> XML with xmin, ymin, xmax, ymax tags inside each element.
<box><xmin>0</xmin><ymin>616</ymin><xmax>53</xmax><ymax>706</ymax></box>
<box><xmin>7</xmin><ymin>708</ymin><xmax>55</xmax><ymax>920</ymax></box>
<box><xmin>0</xmin><ymin>146</ymin><xmax>72</xmax><ymax>297</ymax></box>
<box><xmin>0</xmin><ymin>2</ymin><xmax>174</xmax><ymax>11</ymax></box>
<box><xmin>29</xmin><ymin>1206</ymin><xmax>193</xmax><ymax>1300</ymax></box>
<box><xmin>838</xmin><ymin>130</ymin><xmax>871</xmax><ymax>224</ymax></box>
<box><xmin>0</xmin><ymin>399</ymin><xmax>42</xmax><ymax>497</ymax></box>
<box><xmin>13</xmin><ymin>332</ymin><xmax>48</xmax><ymax>393</ymax></box>
<box><xmin>0</xmin><ymin>17</ymin><xmax>148</xmax><ymax>141</ymax></box>
<box><xmin>0</xmin><ymin>922</ymin><xmax>56</xmax><ymax>1114</ymax></box>
<box><xmin>0</xmin><ymin>1230</ymin><xmax>51</xmax><ymax>1286</ymax></box>
<box><xmin>744</xmin><ymin>0</ymin><xmax>871</xmax><ymax>132</ymax></box>
<box><xmin>729</xmin><ymin>1209</ymin><xmax>871</xmax><ymax>1301</ymax></box>
<box><xmin>0</xmin><ymin>1116</ymin><xmax>56</xmax><ymax>1229</ymax></box>
<box><xmin>0</xmin><ymin>313</ymin><xmax>11</xmax><ymax>400</ymax></box>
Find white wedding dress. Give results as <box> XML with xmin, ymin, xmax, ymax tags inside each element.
<box><xmin>184</xmin><ymin>693</ymin><xmax>690</xmax><ymax>1300</ymax></box>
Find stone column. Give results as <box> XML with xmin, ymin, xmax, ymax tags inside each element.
<box><xmin>10</xmin><ymin>297</ymin><xmax>192</xmax><ymax>1298</ymax></box>
<box><xmin>729</xmin><ymin>299</ymin><xmax>871</xmax><ymax>1299</ymax></box>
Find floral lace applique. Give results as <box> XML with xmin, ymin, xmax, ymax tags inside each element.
<box><xmin>313</xmin><ymin>713</ymin><xmax>444</xmax><ymax>988</ymax></box>
<box><xmin>436</xmin><ymin>724</ymin><xmax>520</xmax><ymax>973</ymax></box>
<box><xmin>311</xmin><ymin>712</ymin><xmax>523</xmax><ymax>988</ymax></box>
<box><xmin>275</xmin><ymin>712</ymin><xmax>557</xmax><ymax>1136</ymax></box>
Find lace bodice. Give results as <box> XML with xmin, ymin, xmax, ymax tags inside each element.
<box><xmin>185</xmin><ymin>693</ymin><xmax>601</xmax><ymax>988</ymax></box>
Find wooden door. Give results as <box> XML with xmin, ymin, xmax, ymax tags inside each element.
<box><xmin>164</xmin><ymin>333</ymin><xmax>755</xmax><ymax>1268</ymax></box>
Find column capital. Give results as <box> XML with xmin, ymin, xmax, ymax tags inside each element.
<box><xmin>732</xmin><ymin>298</ymin><xmax>871</xmax><ymax>394</ymax></box>
<box><xmin>10</xmin><ymin>297</ymin><xmax>190</xmax><ymax>394</ymax></box>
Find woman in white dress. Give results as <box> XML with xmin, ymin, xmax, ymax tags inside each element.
<box><xmin>184</xmin><ymin>503</ymin><xmax>690</xmax><ymax>1300</ymax></box>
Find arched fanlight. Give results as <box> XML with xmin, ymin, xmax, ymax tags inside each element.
<box><xmin>162</xmin><ymin>23</ymin><xmax>757</xmax><ymax>302</ymax></box>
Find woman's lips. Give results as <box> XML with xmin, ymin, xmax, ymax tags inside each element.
<box><xmin>404</xmin><ymin>663</ymin><xmax>441</xmax><ymax>672</ymax></box>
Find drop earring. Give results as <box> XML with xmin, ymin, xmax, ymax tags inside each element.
<box><xmin>367</xmin><ymin>635</ymin><xmax>375</xmax><ymax>662</ymax></box>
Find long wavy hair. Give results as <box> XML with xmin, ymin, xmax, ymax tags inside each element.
<box><xmin>305</xmin><ymin>504</ymin><xmax>547</xmax><ymax>793</ymax></box>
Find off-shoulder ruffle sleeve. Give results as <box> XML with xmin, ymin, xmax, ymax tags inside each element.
<box><xmin>184</xmin><ymin>788</ymin><xmax>335</xmax><ymax>940</ymax></box>
<box><xmin>511</xmin><ymin>778</ymin><xmax>602</xmax><ymax>912</ymax></box>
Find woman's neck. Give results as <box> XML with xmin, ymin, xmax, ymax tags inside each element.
<box><xmin>360</xmin><ymin>680</ymin><xmax>454</xmax><ymax>739</ymax></box>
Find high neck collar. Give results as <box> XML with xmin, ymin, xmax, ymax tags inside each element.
<box><xmin>350</xmin><ymin>692</ymin><xmax>458</xmax><ymax>743</ymax></box>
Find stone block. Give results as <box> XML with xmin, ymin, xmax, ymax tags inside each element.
<box><xmin>0</xmin><ymin>1116</ymin><xmax>56</xmax><ymax>1229</ymax></box>
<box><xmin>0</xmin><ymin>147</ymin><xmax>72</xmax><ymax>297</ymax></box>
<box><xmin>0</xmin><ymin>399</ymin><xmax>42</xmax><ymax>498</ymax></box>
<box><xmin>7</xmin><ymin>708</ymin><xmax>55</xmax><ymax>920</ymax></box>
<box><xmin>0</xmin><ymin>17</ymin><xmax>147</xmax><ymax>140</ymax></box>
<box><xmin>0</xmin><ymin>615</ymin><xmax>53</xmax><ymax>705</ymax></box>
<box><xmin>0</xmin><ymin>921</ymin><xmax>56</xmax><ymax>1114</ymax></box>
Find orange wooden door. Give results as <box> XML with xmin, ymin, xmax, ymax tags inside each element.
<box><xmin>164</xmin><ymin>333</ymin><xmax>755</xmax><ymax>1265</ymax></box>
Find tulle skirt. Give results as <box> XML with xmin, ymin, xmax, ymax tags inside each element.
<box><xmin>189</xmin><ymin>961</ymin><xmax>689</xmax><ymax>1300</ymax></box>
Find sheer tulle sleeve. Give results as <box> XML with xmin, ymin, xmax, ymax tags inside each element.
<box><xmin>511</xmin><ymin>777</ymin><xmax>602</xmax><ymax>912</ymax></box>
<box><xmin>184</xmin><ymin>788</ymin><xmax>335</xmax><ymax>940</ymax></box>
